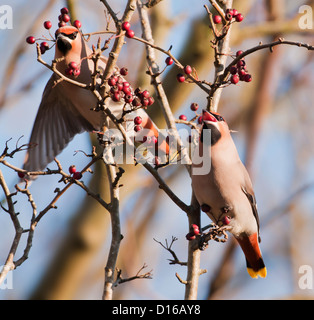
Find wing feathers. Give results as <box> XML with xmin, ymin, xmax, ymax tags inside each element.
<box><xmin>24</xmin><ymin>75</ymin><xmax>94</xmax><ymax>173</ymax></box>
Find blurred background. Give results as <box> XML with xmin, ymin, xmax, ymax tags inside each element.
<box><xmin>0</xmin><ymin>0</ymin><xmax>314</xmax><ymax>300</ymax></box>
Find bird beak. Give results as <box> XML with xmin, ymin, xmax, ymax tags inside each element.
<box><xmin>56</xmin><ymin>33</ymin><xmax>72</xmax><ymax>54</ymax></box>
<box><xmin>202</xmin><ymin>110</ymin><xmax>217</xmax><ymax>123</ymax></box>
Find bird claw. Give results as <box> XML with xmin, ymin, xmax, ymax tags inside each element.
<box><xmin>198</xmin><ymin>224</ymin><xmax>229</xmax><ymax>250</ymax></box>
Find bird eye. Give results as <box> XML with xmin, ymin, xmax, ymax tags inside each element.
<box><xmin>67</xmin><ymin>32</ymin><xmax>78</xmax><ymax>40</ymax></box>
<box><xmin>212</xmin><ymin>113</ymin><xmax>225</xmax><ymax>122</ymax></box>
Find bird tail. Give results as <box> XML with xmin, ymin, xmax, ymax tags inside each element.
<box><xmin>235</xmin><ymin>232</ymin><xmax>267</xmax><ymax>279</ymax></box>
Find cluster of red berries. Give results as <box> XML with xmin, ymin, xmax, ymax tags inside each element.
<box><xmin>229</xmin><ymin>50</ymin><xmax>252</xmax><ymax>84</ymax></box>
<box><xmin>26</xmin><ymin>7</ymin><xmax>82</xmax><ymax>55</ymax></box>
<box><xmin>122</xmin><ymin>21</ymin><xmax>135</xmax><ymax>38</ymax></box>
<box><xmin>65</xmin><ymin>61</ymin><xmax>80</xmax><ymax>77</ymax></box>
<box><xmin>176</xmin><ymin>65</ymin><xmax>193</xmax><ymax>83</ymax></box>
<box><xmin>69</xmin><ymin>165</ymin><xmax>82</xmax><ymax>180</ymax></box>
<box><xmin>178</xmin><ymin>102</ymin><xmax>200</xmax><ymax>124</ymax></box>
<box><xmin>186</xmin><ymin>224</ymin><xmax>201</xmax><ymax>241</ymax></box>
<box><xmin>213</xmin><ymin>8</ymin><xmax>244</xmax><ymax>24</ymax></box>
<box><xmin>108</xmin><ymin>67</ymin><xmax>155</xmax><ymax>112</ymax></box>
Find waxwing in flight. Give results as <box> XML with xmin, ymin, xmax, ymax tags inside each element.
<box><xmin>191</xmin><ymin>110</ymin><xmax>266</xmax><ymax>279</ymax></box>
<box><xmin>24</xmin><ymin>25</ymin><xmax>168</xmax><ymax>173</ymax></box>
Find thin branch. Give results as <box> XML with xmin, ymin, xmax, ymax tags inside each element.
<box><xmin>153</xmin><ymin>237</ymin><xmax>187</xmax><ymax>266</ymax></box>
<box><xmin>113</xmin><ymin>264</ymin><xmax>153</xmax><ymax>287</ymax></box>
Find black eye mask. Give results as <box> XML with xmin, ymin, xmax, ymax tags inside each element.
<box><xmin>55</xmin><ymin>32</ymin><xmax>78</xmax><ymax>40</ymax></box>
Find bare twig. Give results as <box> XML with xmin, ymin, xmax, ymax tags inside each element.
<box><xmin>153</xmin><ymin>237</ymin><xmax>187</xmax><ymax>266</ymax></box>
<box><xmin>113</xmin><ymin>264</ymin><xmax>153</xmax><ymax>287</ymax></box>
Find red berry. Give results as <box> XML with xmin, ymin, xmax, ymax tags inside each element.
<box><xmin>112</xmin><ymin>92</ymin><xmax>121</xmax><ymax>102</ymax></box>
<box><xmin>122</xmin><ymin>21</ymin><xmax>131</xmax><ymax>31</ymax></box>
<box><xmin>60</xmin><ymin>7</ymin><xmax>69</xmax><ymax>14</ymax></box>
<box><xmin>191</xmin><ymin>224</ymin><xmax>200</xmax><ymax>235</ymax></box>
<box><xmin>231</xmin><ymin>74</ymin><xmax>239</xmax><ymax>84</ymax></box>
<box><xmin>62</xmin><ymin>14</ymin><xmax>71</xmax><ymax>23</ymax></box>
<box><xmin>176</xmin><ymin>73</ymin><xmax>185</xmax><ymax>83</ymax></box>
<box><xmin>68</xmin><ymin>62</ymin><xmax>78</xmax><ymax>70</ymax></box>
<box><xmin>58</xmin><ymin>14</ymin><xmax>63</xmax><ymax>22</ymax></box>
<box><xmin>148</xmin><ymin>96</ymin><xmax>155</xmax><ymax>106</ymax></box>
<box><xmin>235</xmin><ymin>13</ymin><xmax>244</xmax><ymax>22</ymax></box>
<box><xmin>141</xmin><ymin>97</ymin><xmax>149</xmax><ymax>107</ymax></box>
<box><xmin>108</xmin><ymin>76</ymin><xmax>117</xmax><ymax>86</ymax></box>
<box><xmin>237</xmin><ymin>59</ymin><xmax>246</xmax><ymax>68</ymax></box>
<box><xmin>225</xmin><ymin>12</ymin><xmax>233</xmax><ymax>21</ymax></box>
<box><xmin>226</xmin><ymin>9</ymin><xmax>234</xmax><ymax>16</ymax></box>
<box><xmin>44</xmin><ymin>21</ymin><xmax>52</xmax><ymax>30</ymax></box>
<box><xmin>69</xmin><ymin>165</ymin><xmax>76</xmax><ymax>174</ymax></box>
<box><xmin>236</xmin><ymin>50</ymin><xmax>243</xmax><ymax>57</ymax></box>
<box><xmin>134</xmin><ymin>125</ymin><xmax>142</xmax><ymax>132</ymax></box>
<box><xmin>238</xmin><ymin>68</ymin><xmax>246</xmax><ymax>77</ymax></box>
<box><xmin>73</xmin><ymin>20</ymin><xmax>82</xmax><ymax>29</ymax></box>
<box><xmin>125</xmin><ymin>29</ymin><xmax>135</xmax><ymax>38</ymax></box>
<box><xmin>186</xmin><ymin>232</ymin><xmax>196</xmax><ymax>241</ymax></box>
<box><xmin>110</xmin><ymin>85</ymin><xmax>119</xmax><ymax>94</ymax></box>
<box><xmin>122</xmin><ymin>86</ymin><xmax>131</xmax><ymax>95</ymax></box>
<box><xmin>134</xmin><ymin>116</ymin><xmax>142</xmax><ymax>125</ymax></box>
<box><xmin>213</xmin><ymin>15</ymin><xmax>222</xmax><ymax>24</ymax></box>
<box><xmin>190</xmin><ymin>103</ymin><xmax>199</xmax><ymax>111</ymax></box>
<box><xmin>120</xmin><ymin>67</ymin><xmax>128</xmax><ymax>76</ymax></box>
<box><xmin>222</xmin><ymin>216</ymin><xmax>231</xmax><ymax>225</ymax></box>
<box><xmin>117</xmin><ymin>82</ymin><xmax>123</xmax><ymax>91</ymax></box>
<box><xmin>26</xmin><ymin>36</ymin><xmax>36</xmax><ymax>44</ymax></box>
<box><xmin>65</xmin><ymin>67</ymin><xmax>74</xmax><ymax>76</ymax></box>
<box><xmin>58</xmin><ymin>21</ymin><xmax>66</xmax><ymax>28</ymax></box>
<box><xmin>41</xmin><ymin>42</ymin><xmax>49</xmax><ymax>49</ymax></box>
<box><xmin>184</xmin><ymin>65</ymin><xmax>192</xmax><ymax>75</ymax></box>
<box><xmin>141</xmin><ymin>90</ymin><xmax>150</xmax><ymax>98</ymax></box>
<box><xmin>73</xmin><ymin>69</ymin><xmax>80</xmax><ymax>77</ymax></box>
<box><xmin>73</xmin><ymin>171</ymin><xmax>82</xmax><ymax>180</ymax></box>
<box><xmin>124</xmin><ymin>95</ymin><xmax>133</xmax><ymax>103</ymax></box>
<box><xmin>179</xmin><ymin>114</ymin><xmax>187</xmax><ymax>121</ymax></box>
<box><xmin>18</xmin><ymin>172</ymin><xmax>25</xmax><ymax>179</ymax></box>
<box><xmin>123</xmin><ymin>81</ymin><xmax>130</xmax><ymax>88</ymax></box>
<box><xmin>232</xmin><ymin>9</ymin><xmax>239</xmax><ymax>16</ymax></box>
<box><xmin>229</xmin><ymin>66</ymin><xmax>238</xmax><ymax>75</ymax></box>
<box><xmin>165</xmin><ymin>57</ymin><xmax>173</xmax><ymax>66</ymax></box>
<box><xmin>244</xmin><ymin>74</ymin><xmax>252</xmax><ymax>82</ymax></box>
<box><xmin>40</xmin><ymin>42</ymin><xmax>49</xmax><ymax>54</ymax></box>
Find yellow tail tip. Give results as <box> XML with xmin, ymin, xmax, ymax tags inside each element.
<box><xmin>247</xmin><ymin>267</ymin><xmax>267</xmax><ymax>279</ymax></box>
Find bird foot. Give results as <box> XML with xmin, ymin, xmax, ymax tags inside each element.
<box><xmin>198</xmin><ymin>224</ymin><xmax>229</xmax><ymax>250</ymax></box>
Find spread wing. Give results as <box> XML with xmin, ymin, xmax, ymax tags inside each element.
<box><xmin>24</xmin><ymin>74</ymin><xmax>94</xmax><ymax>173</ymax></box>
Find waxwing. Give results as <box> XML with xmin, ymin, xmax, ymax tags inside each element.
<box><xmin>24</xmin><ymin>26</ymin><xmax>168</xmax><ymax>172</ymax></box>
<box><xmin>191</xmin><ymin>110</ymin><xmax>266</xmax><ymax>279</ymax></box>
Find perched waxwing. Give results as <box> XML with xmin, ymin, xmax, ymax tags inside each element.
<box><xmin>24</xmin><ymin>26</ymin><xmax>167</xmax><ymax>172</ymax></box>
<box><xmin>191</xmin><ymin>110</ymin><xmax>266</xmax><ymax>279</ymax></box>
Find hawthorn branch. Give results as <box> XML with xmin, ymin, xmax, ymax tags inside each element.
<box><xmin>0</xmin><ymin>169</ymin><xmax>23</xmax><ymax>286</ymax></box>
<box><xmin>207</xmin><ymin>0</ymin><xmax>233</xmax><ymax>112</ymax></box>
